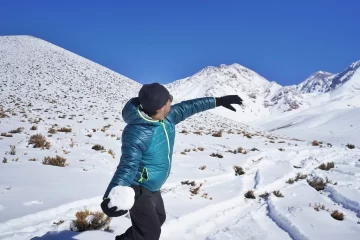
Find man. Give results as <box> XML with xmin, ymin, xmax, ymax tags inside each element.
<box><xmin>101</xmin><ymin>83</ymin><xmax>242</xmax><ymax>240</ymax></box>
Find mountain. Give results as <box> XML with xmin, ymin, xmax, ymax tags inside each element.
<box><xmin>328</xmin><ymin>60</ymin><xmax>360</xmax><ymax>93</ymax></box>
<box><xmin>0</xmin><ymin>35</ymin><xmax>141</xmax><ymax>117</ymax></box>
<box><xmin>0</xmin><ymin>35</ymin><xmax>248</xmax><ymax>131</ymax></box>
<box><xmin>296</xmin><ymin>71</ymin><xmax>335</xmax><ymax>93</ymax></box>
<box><xmin>166</xmin><ymin>59</ymin><xmax>360</xmax><ymax>122</ymax></box>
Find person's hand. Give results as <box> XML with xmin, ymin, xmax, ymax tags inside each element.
<box><xmin>215</xmin><ymin>95</ymin><xmax>243</xmax><ymax>111</ymax></box>
<box><xmin>100</xmin><ymin>198</ymin><xmax>128</xmax><ymax>217</ymax></box>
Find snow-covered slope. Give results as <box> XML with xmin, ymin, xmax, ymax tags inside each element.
<box><xmin>1</xmin><ymin>35</ymin><xmax>360</xmax><ymax>240</ymax></box>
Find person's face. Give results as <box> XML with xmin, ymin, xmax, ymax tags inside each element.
<box><xmin>157</xmin><ymin>95</ymin><xmax>173</xmax><ymax>119</ymax></box>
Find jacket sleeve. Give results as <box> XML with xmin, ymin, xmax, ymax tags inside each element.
<box><xmin>103</xmin><ymin>127</ymin><xmax>149</xmax><ymax>198</ymax></box>
<box><xmin>167</xmin><ymin>97</ymin><xmax>216</xmax><ymax>125</ymax></box>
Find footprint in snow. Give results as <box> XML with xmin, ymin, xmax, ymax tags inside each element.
<box><xmin>23</xmin><ymin>200</ymin><xmax>43</xmax><ymax>206</ymax></box>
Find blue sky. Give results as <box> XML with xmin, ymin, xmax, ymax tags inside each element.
<box><xmin>1</xmin><ymin>0</ymin><xmax>359</xmax><ymax>86</ymax></box>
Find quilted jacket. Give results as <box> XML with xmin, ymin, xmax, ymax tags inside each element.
<box><xmin>103</xmin><ymin>96</ymin><xmax>216</xmax><ymax>198</ymax></box>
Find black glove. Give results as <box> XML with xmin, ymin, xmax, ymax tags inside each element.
<box><xmin>215</xmin><ymin>95</ymin><xmax>243</xmax><ymax>112</ymax></box>
<box><xmin>100</xmin><ymin>198</ymin><xmax>128</xmax><ymax>217</ymax></box>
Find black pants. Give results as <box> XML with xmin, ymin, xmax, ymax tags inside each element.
<box><xmin>116</xmin><ymin>185</ymin><xmax>166</xmax><ymax>240</ymax></box>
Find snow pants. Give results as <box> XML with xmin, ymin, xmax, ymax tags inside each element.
<box><xmin>116</xmin><ymin>185</ymin><xmax>166</xmax><ymax>240</ymax></box>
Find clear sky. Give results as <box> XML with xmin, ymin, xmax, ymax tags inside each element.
<box><xmin>1</xmin><ymin>0</ymin><xmax>359</xmax><ymax>86</ymax></box>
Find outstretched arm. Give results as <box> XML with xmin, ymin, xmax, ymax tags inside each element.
<box><xmin>167</xmin><ymin>97</ymin><xmax>216</xmax><ymax>125</ymax></box>
<box><xmin>167</xmin><ymin>95</ymin><xmax>243</xmax><ymax>125</ymax></box>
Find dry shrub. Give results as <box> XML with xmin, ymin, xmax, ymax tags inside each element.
<box><xmin>181</xmin><ymin>180</ymin><xmax>196</xmax><ymax>186</ymax></box>
<box><xmin>237</xmin><ymin>147</ymin><xmax>247</xmax><ymax>154</ymax></box>
<box><xmin>331</xmin><ymin>210</ymin><xmax>344</xmax><ymax>221</ymax></box>
<box><xmin>199</xmin><ymin>165</ymin><xmax>206</xmax><ymax>170</ymax></box>
<box><xmin>29</xmin><ymin>134</ymin><xmax>51</xmax><ymax>149</ymax></box>
<box><xmin>180</xmin><ymin>129</ymin><xmax>188</xmax><ymax>134</ymax></box>
<box><xmin>9</xmin><ymin>145</ymin><xmax>16</xmax><ymax>155</ymax></box>
<box><xmin>273</xmin><ymin>190</ymin><xmax>284</xmax><ymax>198</ymax></box>
<box><xmin>92</xmin><ymin>128</ymin><xmax>97</xmax><ymax>132</ymax></box>
<box><xmin>259</xmin><ymin>192</ymin><xmax>270</xmax><ymax>200</ymax></box>
<box><xmin>58</xmin><ymin>127</ymin><xmax>72</xmax><ymax>133</ymax></box>
<box><xmin>192</xmin><ymin>148</ymin><xmax>198</xmax><ymax>152</ymax></box>
<box><xmin>92</xmin><ymin>144</ymin><xmax>104</xmax><ymax>151</ymax></box>
<box><xmin>312</xmin><ymin>140</ymin><xmax>320</xmax><ymax>146</ymax></box>
<box><xmin>70</xmin><ymin>209</ymin><xmax>111</xmax><ymax>232</ymax></box>
<box><xmin>42</xmin><ymin>155</ymin><xmax>68</xmax><ymax>167</ymax></box>
<box><xmin>346</xmin><ymin>144</ymin><xmax>355</xmax><ymax>149</ymax></box>
<box><xmin>87</xmin><ymin>134</ymin><xmax>92</xmax><ymax>138</ymax></box>
<box><xmin>193</xmin><ymin>131</ymin><xmax>202</xmax><ymax>135</ymax></box>
<box><xmin>9</xmin><ymin>127</ymin><xmax>24</xmax><ymax>134</ymax></box>
<box><xmin>212</xmin><ymin>130</ymin><xmax>222</xmax><ymax>137</ymax></box>
<box><xmin>108</xmin><ymin>149</ymin><xmax>115</xmax><ymax>159</ymax></box>
<box><xmin>190</xmin><ymin>183</ymin><xmax>203</xmax><ymax>195</ymax></box>
<box><xmin>48</xmin><ymin>128</ymin><xmax>57</xmax><ymax>134</ymax></box>
<box><xmin>30</xmin><ymin>125</ymin><xmax>38</xmax><ymax>130</ymax></box>
<box><xmin>197</xmin><ymin>147</ymin><xmax>204</xmax><ymax>151</ymax></box>
<box><xmin>295</xmin><ymin>173</ymin><xmax>308</xmax><ymax>180</ymax></box>
<box><xmin>245</xmin><ymin>190</ymin><xmax>256</xmax><ymax>199</ymax></box>
<box><xmin>286</xmin><ymin>178</ymin><xmax>295</xmax><ymax>184</ymax></box>
<box><xmin>234</xmin><ymin>166</ymin><xmax>245</xmax><ymax>176</ymax></box>
<box><xmin>1</xmin><ymin>133</ymin><xmax>13</xmax><ymax>137</ymax></box>
<box><xmin>210</xmin><ymin>153</ymin><xmax>223</xmax><ymax>158</ymax></box>
<box><xmin>279</xmin><ymin>148</ymin><xmax>285</xmax><ymax>151</ymax></box>
<box><xmin>184</xmin><ymin>149</ymin><xmax>191</xmax><ymax>153</ymax></box>
<box><xmin>244</xmin><ymin>133</ymin><xmax>252</xmax><ymax>139</ymax></box>
<box><xmin>307</xmin><ymin>176</ymin><xmax>334</xmax><ymax>191</ymax></box>
<box><xmin>318</xmin><ymin>162</ymin><xmax>335</xmax><ymax>171</ymax></box>
<box><xmin>313</xmin><ymin>203</ymin><xmax>328</xmax><ymax>212</ymax></box>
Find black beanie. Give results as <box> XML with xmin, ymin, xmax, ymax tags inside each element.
<box><xmin>138</xmin><ymin>83</ymin><xmax>170</xmax><ymax>114</ymax></box>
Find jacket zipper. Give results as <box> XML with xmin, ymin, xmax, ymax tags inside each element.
<box><xmin>160</xmin><ymin>120</ymin><xmax>171</xmax><ymax>187</ymax></box>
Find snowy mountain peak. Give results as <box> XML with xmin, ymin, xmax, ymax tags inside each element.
<box><xmin>296</xmin><ymin>71</ymin><xmax>335</xmax><ymax>94</ymax></box>
<box><xmin>328</xmin><ymin>59</ymin><xmax>360</xmax><ymax>92</ymax></box>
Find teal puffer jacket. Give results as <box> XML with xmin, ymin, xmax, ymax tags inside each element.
<box><xmin>103</xmin><ymin>97</ymin><xmax>216</xmax><ymax>197</ymax></box>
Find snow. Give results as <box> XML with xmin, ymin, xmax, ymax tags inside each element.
<box><xmin>1</xmin><ymin>36</ymin><xmax>360</xmax><ymax>240</ymax></box>
<box><xmin>107</xmin><ymin>186</ymin><xmax>135</xmax><ymax>210</ymax></box>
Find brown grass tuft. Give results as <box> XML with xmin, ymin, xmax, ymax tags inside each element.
<box><xmin>48</xmin><ymin>128</ymin><xmax>57</xmax><ymax>134</ymax></box>
<box><xmin>346</xmin><ymin>143</ymin><xmax>355</xmax><ymax>149</ymax></box>
<box><xmin>58</xmin><ymin>127</ymin><xmax>72</xmax><ymax>133</ymax></box>
<box><xmin>9</xmin><ymin>127</ymin><xmax>24</xmax><ymax>134</ymax></box>
<box><xmin>30</xmin><ymin>125</ymin><xmax>38</xmax><ymax>130</ymax></box>
<box><xmin>273</xmin><ymin>190</ymin><xmax>284</xmax><ymax>198</ymax></box>
<box><xmin>331</xmin><ymin>210</ymin><xmax>344</xmax><ymax>221</ymax></box>
<box><xmin>244</xmin><ymin>190</ymin><xmax>256</xmax><ymax>199</ymax></box>
<box><xmin>42</xmin><ymin>155</ymin><xmax>68</xmax><ymax>167</ymax></box>
<box><xmin>259</xmin><ymin>192</ymin><xmax>270</xmax><ymax>200</ymax></box>
<box><xmin>92</xmin><ymin>144</ymin><xmax>105</xmax><ymax>151</ymax></box>
<box><xmin>210</xmin><ymin>153</ymin><xmax>223</xmax><ymax>158</ymax></box>
<box><xmin>199</xmin><ymin>165</ymin><xmax>206</xmax><ymax>170</ymax></box>
<box><xmin>233</xmin><ymin>166</ymin><xmax>245</xmax><ymax>176</ymax></box>
<box><xmin>212</xmin><ymin>130</ymin><xmax>222</xmax><ymax>137</ymax></box>
<box><xmin>29</xmin><ymin>134</ymin><xmax>51</xmax><ymax>149</ymax></box>
<box><xmin>307</xmin><ymin>176</ymin><xmax>334</xmax><ymax>191</ymax></box>
<box><xmin>108</xmin><ymin>149</ymin><xmax>115</xmax><ymax>159</ymax></box>
<box><xmin>71</xmin><ymin>209</ymin><xmax>111</xmax><ymax>232</ymax></box>
<box><xmin>318</xmin><ymin>162</ymin><xmax>334</xmax><ymax>171</ymax></box>
<box><xmin>312</xmin><ymin>140</ymin><xmax>320</xmax><ymax>146</ymax></box>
